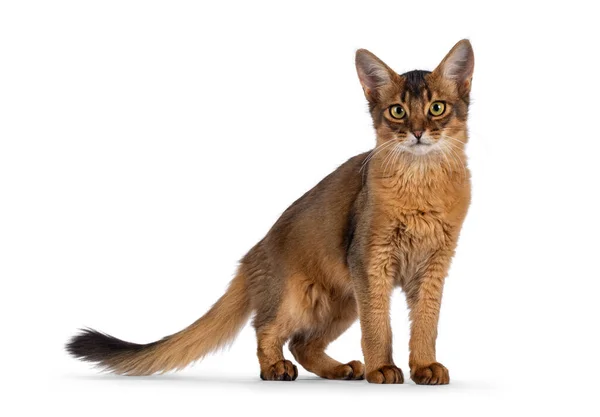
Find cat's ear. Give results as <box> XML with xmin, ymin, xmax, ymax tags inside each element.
<box><xmin>434</xmin><ymin>39</ymin><xmax>474</xmax><ymax>95</ymax></box>
<box><xmin>355</xmin><ymin>49</ymin><xmax>396</xmax><ymax>103</ymax></box>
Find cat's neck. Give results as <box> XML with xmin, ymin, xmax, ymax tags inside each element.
<box><xmin>367</xmin><ymin>149</ymin><xmax>469</xmax><ymax>211</ymax></box>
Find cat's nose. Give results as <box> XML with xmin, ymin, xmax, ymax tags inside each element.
<box><xmin>412</xmin><ymin>131</ymin><xmax>423</xmax><ymax>140</ymax></box>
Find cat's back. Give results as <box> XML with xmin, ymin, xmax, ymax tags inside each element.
<box><xmin>264</xmin><ymin>151</ymin><xmax>369</xmax><ymax>262</ymax></box>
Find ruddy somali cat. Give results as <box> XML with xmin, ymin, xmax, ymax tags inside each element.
<box><xmin>67</xmin><ymin>39</ymin><xmax>474</xmax><ymax>385</ymax></box>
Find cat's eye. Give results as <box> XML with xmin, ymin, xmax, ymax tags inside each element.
<box><xmin>429</xmin><ymin>101</ymin><xmax>446</xmax><ymax>116</ymax></box>
<box><xmin>389</xmin><ymin>105</ymin><xmax>406</xmax><ymax>119</ymax></box>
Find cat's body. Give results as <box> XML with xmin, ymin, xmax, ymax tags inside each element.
<box><xmin>68</xmin><ymin>40</ymin><xmax>474</xmax><ymax>384</ymax></box>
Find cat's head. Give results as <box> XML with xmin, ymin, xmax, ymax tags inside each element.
<box><xmin>356</xmin><ymin>40</ymin><xmax>474</xmax><ymax>157</ymax></box>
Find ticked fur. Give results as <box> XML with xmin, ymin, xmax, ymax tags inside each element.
<box><xmin>67</xmin><ymin>40</ymin><xmax>474</xmax><ymax>385</ymax></box>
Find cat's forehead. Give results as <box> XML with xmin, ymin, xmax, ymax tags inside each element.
<box><xmin>400</xmin><ymin>70</ymin><xmax>432</xmax><ymax>102</ymax></box>
<box><xmin>386</xmin><ymin>69</ymin><xmax>457</xmax><ymax>105</ymax></box>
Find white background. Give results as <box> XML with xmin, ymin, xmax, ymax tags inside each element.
<box><xmin>1</xmin><ymin>1</ymin><xmax>599</xmax><ymax>415</ymax></box>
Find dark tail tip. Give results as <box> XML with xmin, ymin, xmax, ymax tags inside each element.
<box><xmin>66</xmin><ymin>328</ymin><xmax>150</xmax><ymax>364</ymax></box>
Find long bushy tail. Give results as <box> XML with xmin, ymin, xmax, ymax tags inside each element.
<box><xmin>66</xmin><ymin>272</ymin><xmax>251</xmax><ymax>376</ymax></box>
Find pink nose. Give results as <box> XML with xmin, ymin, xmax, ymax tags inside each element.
<box><xmin>412</xmin><ymin>131</ymin><xmax>423</xmax><ymax>139</ymax></box>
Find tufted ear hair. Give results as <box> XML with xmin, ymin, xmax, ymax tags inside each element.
<box><xmin>434</xmin><ymin>39</ymin><xmax>474</xmax><ymax>96</ymax></box>
<box><xmin>355</xmin><ymin>49</ymin><xmax>396</xmax><ymax>103</ymax></box>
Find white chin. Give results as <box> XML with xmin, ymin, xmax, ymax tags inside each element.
<box><xmin>407</xmin><ymin>145</ymin><xmax>434</xmax><ymax>155</ymax></box>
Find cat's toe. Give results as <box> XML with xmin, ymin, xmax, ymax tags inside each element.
<box><xmin>260</xmin><ymin>360</ymin><xmax>298</xmax><ymax>381</ymax></box>
<box><xmin>411</xmin><ymin>362</ymin><xmax>449</xmax><ymax>385</ymax></box>
<box><xmin>366</xmin><ymin>365</ymin><xmax>404</xmax><ymax>384</ymax></box>
<box><xmin>327</xmin><ymin>360</ymin><xmax>365</xmax><ymax>380</ymax></box>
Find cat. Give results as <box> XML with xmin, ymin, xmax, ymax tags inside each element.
<box><xmin>67</xmin><ymin>39</ymin><xmax>474</xmax><ymax>385</ymax></box>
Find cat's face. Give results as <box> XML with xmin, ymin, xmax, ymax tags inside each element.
<box><xmin>356</xmin><ymin>40</ymin><xmax>474</xmax><ymax>157</ymax></box>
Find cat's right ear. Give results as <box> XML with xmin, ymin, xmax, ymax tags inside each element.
<box><xmin>355</xmin><ymin>49</ymin><xmax>395</xmax><ymax>103</ymax></box>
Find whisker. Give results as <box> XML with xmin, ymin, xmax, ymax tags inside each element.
<box><xmin>441</xmin><ymin>135</ymin><xmax>465</xmax><ymax>145</ymax></box>
<box><xmin>443</xmin><ymin>142</ymin><xmax>467</xmax><ymax>179</ymax></box>
<box><xmin>440</xmin><ymin>146</ymin><xmax>453</xmax><ymax>174</ymax></box>
<box><xmin>360</xmin><ymin>140</ymin><xmax>397</xmax><ymax>172</ymax></box>
<box><xmin>381</xmin><ymin>143</ymin><xmax>400</xmax><ymax>176</ymax></box>
<box><xmin>391</xmin><ymin>146</ymin><xmax>404</xmax><ymax>177</ymax></box>
<box><xmin>391</xmin><ymin>145</ymin><xmax>405</xmax><ymax>176</ymax></box>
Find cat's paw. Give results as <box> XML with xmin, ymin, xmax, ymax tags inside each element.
<box><xmin>260</xmin><ymin>360</ymin><xmax>298</xmax><ymax>381</ymax></box>
<box><xmin>326</xmin><ymin>360</ymin><xmax>365</xmax><ymax>380</ymax></box>
<box><xmin>411</xmin><ymin>362</ymin><xmax>449</xmax><ymax>385</ymax></box>
<box><xmin>366</xmin><ymin>365</ymin><xmax>404</xmax><ymax>384</ymax></box>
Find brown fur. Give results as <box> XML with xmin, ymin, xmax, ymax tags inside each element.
<box><xmin>67</xmin><ymin>40</ymin><xmax>474</xmax><ymax>385</ymax></box>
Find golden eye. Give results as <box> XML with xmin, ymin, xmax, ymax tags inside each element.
<box><xmin>389</xmin><ymin>105</ymin><xmax>406</xmax><ymax>119</ymax></box>
<box><xmin>429</xmin><ymin>101</ymin><xmax>445</xmax><ymax>116</ymax></box>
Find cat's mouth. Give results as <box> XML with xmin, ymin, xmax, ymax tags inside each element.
<box><xmin>410</xmin><ymin>142</ymin><xmax>432</xmax><ymax>150</ymax></box>
<box><xmin>407</xmin><ymin>141</ymin><xmax>435</xmax><ymax>155</ymax></box>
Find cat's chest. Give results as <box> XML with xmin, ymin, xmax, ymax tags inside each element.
<box><xmin>387</xmin><ymin>210</ymin><xmax>450</xmax><ymax>283</ymax></box>
<box><xmin>391</xmin><ymin>210</ymin><xmax>449</xmax><ymax>251</ymax></box>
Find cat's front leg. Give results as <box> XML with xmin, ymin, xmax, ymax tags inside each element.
<box><xmin>406</xmin><ymin>249</ymin><xmax>453</xmax><ymax>385</ymax></box>
<box><xmin>349</xmin><ymin>239</ymin><xmax>404</xmax><ymax>384</ymax></box>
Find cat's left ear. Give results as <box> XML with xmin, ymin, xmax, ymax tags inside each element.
<box><xmin>434</xmin><ymin>39</ymin><xmax>474</xmax><ymax>96</ymax></box>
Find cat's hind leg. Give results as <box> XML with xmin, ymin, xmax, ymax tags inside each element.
<box><xmin>253</xmin><ymin>271</ymin><xmax>360</xmax><ymax>381</ymax></box>
<box><xmin>256</xmin><ymin>324</ymin><xmax>298</xmax><ymax>381</ymax></box>
<box><xmin>288</xmin><ymin>298</ymin><xmax>364</xmax><ymax>380</ymax></box>
<box><xmin>253</xmin><ymin>285</ymin><xmax>300</xmax><ymax>381</ymax></box>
